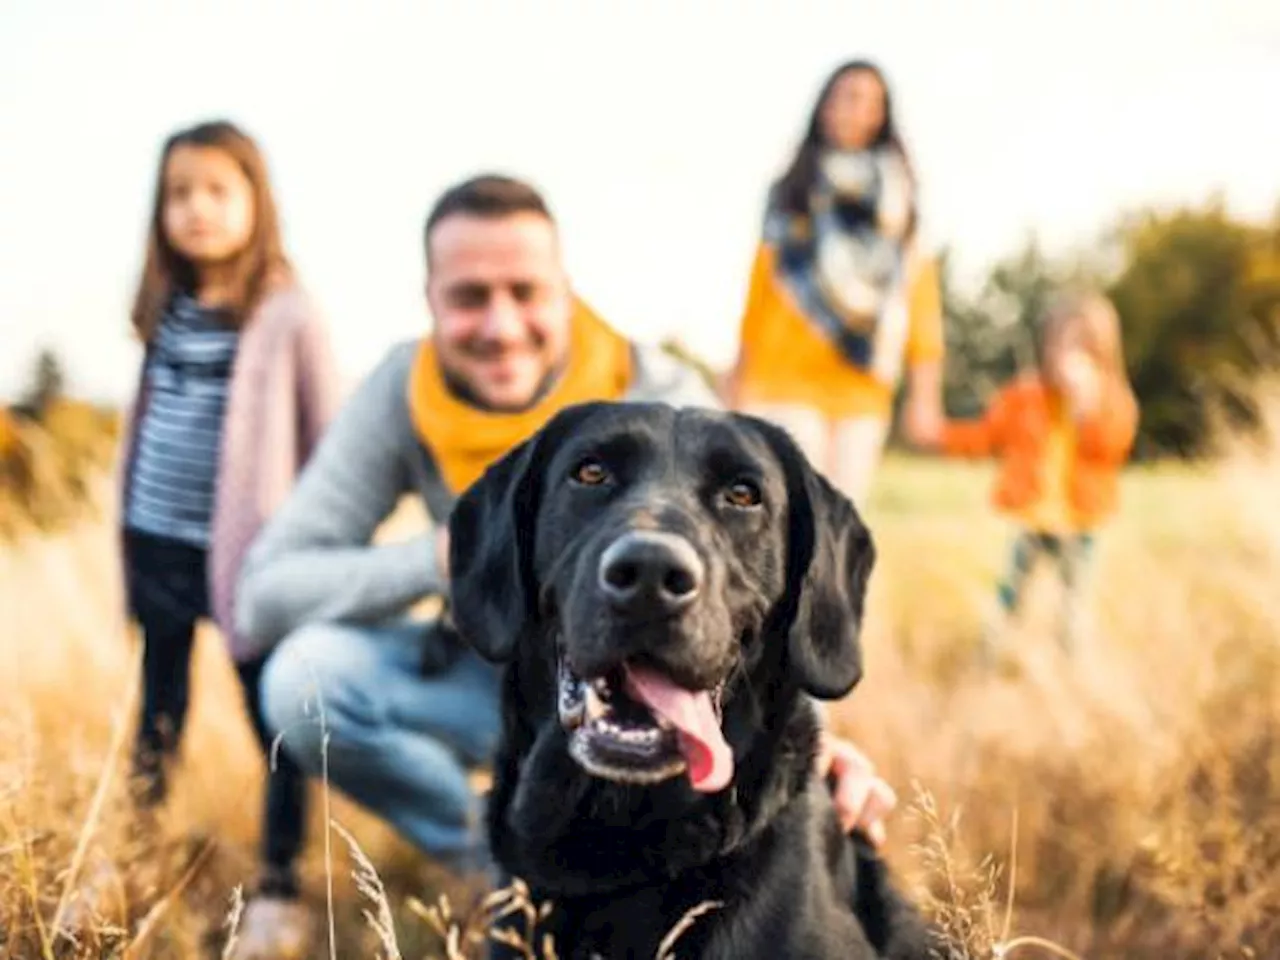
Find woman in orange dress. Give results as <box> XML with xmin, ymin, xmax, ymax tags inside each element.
<box><xmin>727</xmin><ymin>59</ymin><xmax>944</xmax><ymax>506</ymax></box>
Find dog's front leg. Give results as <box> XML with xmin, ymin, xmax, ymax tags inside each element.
<box><xmin>506</xmin><ymin>725</ymin><xmax>591</xmax><ymax>844</ymax></box>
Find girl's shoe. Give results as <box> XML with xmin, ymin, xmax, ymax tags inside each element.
<box><xmin>226</xmin><ymin>893</ymin><xmax>313</xmax><ymax>960</ymax></box>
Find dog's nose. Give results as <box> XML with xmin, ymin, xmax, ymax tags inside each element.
<box><xmin>598</xmin><ymin>531</ymin><xmax>703</xmax><ymax>616</ymax></box>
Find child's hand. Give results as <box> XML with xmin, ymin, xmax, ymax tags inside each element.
<box><xmin>1060</xmin><ymin>352</ymin><xmax>1101</xmax><ymax>418</ymax></box>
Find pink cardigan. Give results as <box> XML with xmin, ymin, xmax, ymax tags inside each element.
<box><xmin>118</xmin><ymin>283</ymin><xmax>341</xmax><ymax>662</ymax></box>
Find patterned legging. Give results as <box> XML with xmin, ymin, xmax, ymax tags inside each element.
<box><xmin>995</xmin><ymin>529</ymin><xmax>1096</xmax><ymax>653</ymax></box>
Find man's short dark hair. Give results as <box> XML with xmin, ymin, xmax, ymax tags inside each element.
<box><xmin>424</xmin><ymin>174</ymin><xmax>555</xmax><ymax>261</ymax></box>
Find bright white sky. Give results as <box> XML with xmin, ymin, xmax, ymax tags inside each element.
<box><xmin>2</xmin><ymin>0</ymin><xmax>1277</xmax><ymax>402</ymax></box>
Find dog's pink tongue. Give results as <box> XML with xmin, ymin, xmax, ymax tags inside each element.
<box><xmin>623</xmin><ymin>664</ymin><xmax>733</xmax><ymax>793</ymax></box>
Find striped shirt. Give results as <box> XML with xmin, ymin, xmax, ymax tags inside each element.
<box><xmin>124</xmin><ymin>293</ymin><xmax>240</xmax><ymax>547</ymax></box>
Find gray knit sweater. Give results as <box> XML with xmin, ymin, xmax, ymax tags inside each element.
<box><xmin>235</xmin><ymin>340</ymin><xmax>719</xmax><ymax>658</ymax></box>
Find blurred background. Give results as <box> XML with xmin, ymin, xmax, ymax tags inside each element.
<box><xmin>2</xmin><ymin>2</ymin><xmax>1279</xmax><ymax>958</ymax></box>
<box><xmin>3</xmin><ymin>1</ymin><xmax>1277</xmax><ymax>433</ymax></box>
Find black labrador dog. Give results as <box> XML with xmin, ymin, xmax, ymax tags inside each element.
<box><xmin>448</xmin><ymin>401</ymin><xmax>938</xmax><ymax>959</ymax></box>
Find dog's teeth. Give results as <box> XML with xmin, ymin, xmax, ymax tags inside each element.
<box><xmin>592</xmin><ymin>676</ymin><xmax>612</xmax><ymax>699</ymax></box>
<box><xmin>585</xmin><ymin>686</ymin><xmax>608</xmax><ymax>720</ymax></box>
<box><xmin>619</xmin><ymin>726</ymin><xmax>660</xmax><ymax>745</ymax></box>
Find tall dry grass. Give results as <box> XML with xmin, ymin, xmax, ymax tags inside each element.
<box><xmin>0</xmin><ymin>400</ymin><xmax>119</xmax><ymax>539</ymax></box>
<box><xmin>2</xmin><ymin>396</ymin><xmax>1278</xmax><ymax>957</ymax></box>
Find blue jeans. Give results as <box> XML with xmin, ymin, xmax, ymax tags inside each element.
<box><xmin>260</xmin><ymin>618</ymin><xmax>502</xmax><ymax>858</ymax></box>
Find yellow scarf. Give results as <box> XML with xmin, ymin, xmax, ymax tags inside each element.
<box><xmin>408</xmin><ymin>298</ymin><xmax>634</xmax><ymax>494</ymax></box>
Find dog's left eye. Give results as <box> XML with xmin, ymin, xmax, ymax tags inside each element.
<box><xmin>724</xmin><ymin>479</ymin><xmax>762</xmax><ymax>508</ymax></box>
<box><xmin>571</xmin><ymin>457</ymin><xmax>611</xmax><ymax>487</ymax></box>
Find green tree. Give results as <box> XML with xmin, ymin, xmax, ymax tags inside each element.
<box><xmin>1106</xmin><ymin>200</ymin><xmax>1280</xmax><ymax>456</ymax></box>
<box><xmin>14</xmin><ymin>348</ymin><xmax>66</xmax><ymax>421</ymax></box>
<box><xmin>938</xmin><ymin>236</ymin><xmax>1099</xmax><ymax>420</ymax></box>
<box><xmin>937</xmin><ymin>200</ymin><xmax>1280</xmax><ymax>458</ymax></box>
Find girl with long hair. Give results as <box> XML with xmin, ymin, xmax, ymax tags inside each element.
<box><xmin>923</xmin><ymin>290</ymin><xmax>1139</xmax><ymax>658</ymax></box>
<box><xmin>114</xmin><ymin>119</ymin><xmax>339</xmax><ymax>952</ymax></box>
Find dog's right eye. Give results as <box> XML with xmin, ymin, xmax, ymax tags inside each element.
<box><xmin>570</xmin><ymin>458</ymin><xmax>611</xmax><ymax>487</ymax></box>
<box><xmin>724</xmin><ymin>478</ymin><xmax>763</xmax><ymax>508</ymax></box>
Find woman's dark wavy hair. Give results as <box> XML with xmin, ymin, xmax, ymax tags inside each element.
<box><xmin>770</xmin><ymin>59</ymin><xmax>917</xmax><ymax>232</ymax></box>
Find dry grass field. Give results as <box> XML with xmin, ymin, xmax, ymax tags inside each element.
<box><xmin>1</xmin><ymin>395</ymin><xmax>1277</xmax><ymax>958</ymax></box>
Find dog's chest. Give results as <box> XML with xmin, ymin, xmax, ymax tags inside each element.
<box><xmin>526</xmin><ymin>877</ymin><xmax>728</xmax><ymax>960</ymax></box>
<box><xmin>504</xmin><ymin>867</ymin><xmax>853</xmax><ymax>960</ymax></box>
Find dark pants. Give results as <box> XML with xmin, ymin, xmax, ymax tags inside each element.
<box><xmin>124</xmin><ymin>529</ymin><xmax>306</xmax><ymax>895</ymax></box>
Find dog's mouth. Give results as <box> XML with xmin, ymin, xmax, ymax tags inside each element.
<box><xmin>557</xmin><ymin>657</ymin><xmax>733</xmax><ymax>793</ymax></box>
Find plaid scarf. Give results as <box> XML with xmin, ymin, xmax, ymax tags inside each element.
<box><xmin>766</xmin><ymin>146</ymin><xmax>915</xmax><ymax>376</ymax></box>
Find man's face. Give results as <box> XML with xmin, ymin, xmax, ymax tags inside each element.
<box><xmin>426</xmin><ymin>212</ymin><xmax>573</xmax><ymax>412</ymax></box>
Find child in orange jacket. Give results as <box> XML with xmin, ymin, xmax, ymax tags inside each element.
<box><xmin>924</xmin><ymin>290</ymin><xmax>1139</xmax><ymax>657</ymax></box>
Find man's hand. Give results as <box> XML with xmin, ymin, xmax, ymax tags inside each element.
<box><xmin>816</xmin><ymin>733</ymin><xmax>898</xmax><ymax>847</ymax></box>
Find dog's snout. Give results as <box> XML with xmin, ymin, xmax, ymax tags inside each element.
<box><xmin>598</xmin><ymin>531</ymin><xmax>703</xmax><ymax>616</ymax></box>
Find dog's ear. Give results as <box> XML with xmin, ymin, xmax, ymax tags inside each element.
<box><xmin>447</xmin><ymin>434</ymin><xmax>543</xmax><ymax>663</ymax></box>
<box><xmin>752</xmin><ymin>418</ymin><xmax>876</xmax><ymax>700</ymax></box>
<box><xmin>447</xmin><ymin>403</ymin><xmax>598</xmax><ymax>663</ymax></box>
